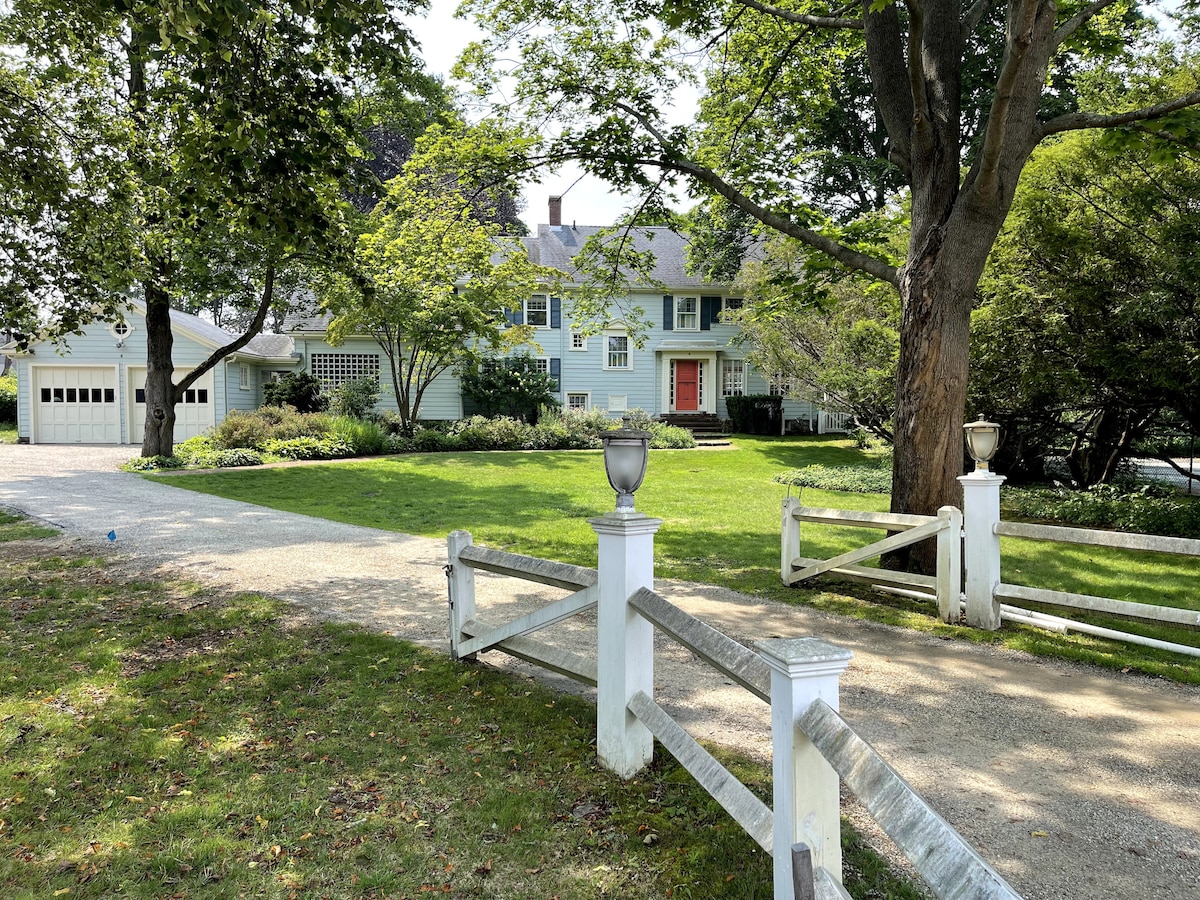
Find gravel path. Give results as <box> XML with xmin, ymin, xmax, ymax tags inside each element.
<box><xmin>2</xmin><ymin>444</ymin><xmax>1198</xmax><ymax>899</ymax></box>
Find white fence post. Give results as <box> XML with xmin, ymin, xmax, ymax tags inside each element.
<box><xmin>447</xmin><ymin>530</ymin><xmax>477</xmax><ymax>660</ymax></box>
<box><xmin>757</xmin><ymin>637</ymin><xmax>853</xmax><ymax>897</ymax></box>
<box><xmin>781</xmin><ymin>496</ymin><xmax>801</xmax><ymax>585</ymax></box>
<box><xmin>590</xmin><ymin>510</ymin><xmax>663</xmax><ymax>779</ymax></box>
<box><xmin>936</xmin><ymin>505</ymin><xmax>964</xmax><ymax>623</ymax></box>
<box><xmin>958</xmin><ymin>471</ymin><xmax>1005</xmax><ymax>630</ymax></box>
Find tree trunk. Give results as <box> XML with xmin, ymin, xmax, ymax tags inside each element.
<box><xmin>887</xmin><ymin>232</ymin><xmax>975</xmax><ymax>573</ymax></box>
<box><xmin>141</xmin><ymin>281</ymin><xmax>177</xmax><ymax>457</ymax></box>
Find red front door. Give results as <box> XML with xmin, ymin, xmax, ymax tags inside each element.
<box><xmin>675</xmin><ymin>360</ymin><xmax>699</xmax><ymax>411</ymax></box>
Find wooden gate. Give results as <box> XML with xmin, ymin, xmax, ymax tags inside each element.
<box><xmin>781</xmin><ymin>498</ymin><xmax>963</xmax><ymax>623</ymax></box>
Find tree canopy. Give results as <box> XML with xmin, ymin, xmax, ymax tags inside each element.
<box><xmin>322</xmin><ymin>122</ymin><xmax>560</xmax><ymax>431</ymax></box>
<box><xmin>1</xmin><ymin>0</ymin><xmax>435</xmax><ymax>455</ymax></box>
<box><xmin>973</xmin><ymin>119</ymin><xmax>1200</xmax><ymax>485</ymax></box>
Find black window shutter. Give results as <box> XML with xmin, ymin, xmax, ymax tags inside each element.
<box><xmin>550</xmin><ymin>297</ymin><xmax>561</xmax><ymax>329</ymax></box>
<box><xmin>701</xmin><ymin>296</ymin><xmax>721</xmax><ymax>331</ymax></box>
<box><xmin>550</xmin><ymin>357</ymin><xmax>561</xmax><ymax>390</ymax></box>
<box><xmin>663</xmin><ymin>295</ymin><xmax>674</xmax><ymax>331</ymax></box>
<box><xmin>504</xmin><ymin>307</ymin><xmax>524</xmax><ymax>326</ymax></box>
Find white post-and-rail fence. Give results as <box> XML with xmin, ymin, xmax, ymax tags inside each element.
<box><xmin>447</xmin><ymin>512</ymin><xmax>1022</xmax><ymax>900</ymax></box>
<box><xmin>782</xmin><ymin>470</ymin><xmax>1200</xmax><ymax>657</ymax></box>
<box><xmin>781</xmin><ymin>499</ymin><xmax>965</xmax><ymax>624</ymax></box>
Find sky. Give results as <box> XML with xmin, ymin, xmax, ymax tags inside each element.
<box><xmin>405</xmin><ymin>4</ymin><xmax>688</xmax><ymax>233</ymax></box>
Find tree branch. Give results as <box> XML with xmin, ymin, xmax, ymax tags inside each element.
<box><xmin>862</xmin><ymin>0</ymin><xmax>914</xmax><ymax>173</ymax></box>
<box><xmin>961</xmin><ymin>0</ymin><xmax>995</xmax><ymax>39</ymax></box>
<box><xmin>904</xmin><ymin>0</ymin><xmax>930</xmax><ymax>129</ymax></box>
<box><xmin>974</xmin><ymin>0</ymin><xmax>1041</xmax><ymax>196</ymax></box>
<box><xmin>1039</xmin><ymin>92</ymin><xmax>1200</xmax><ymax>138</ymax></box>
<box><xmin>1053</xmin><ymin>0</ymin><xmax>1123</xmax><ymax>49</ymax></box>
<box><xmin>608</xmin><ymin>99</ymin><xmax>899</xmax><ymax>285</ymax></box>
<box><xmin>662</xmin><ymin>155</ymin><xmax>900</xmax><ymax>285</ymax></box>
<box><xmin>732</xmin><ymin>0</ymin><xmax>862</xmax><ymax>30</ymax></box>
<box><xmin>177</xmin><ymin>263</ymin><xmax>277</xmax><ymax>395</ymax></box>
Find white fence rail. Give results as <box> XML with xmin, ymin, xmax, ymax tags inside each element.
<box><xmin>817</xmin><ymin>410</ymin><xmax>853</xmax><ymax>434</ymax></box>
<box><xmin>782</xmin><ymin>472</ymin><xmax>1200</xmax><ymax>656</ymax></box>
<box><xmin>781</xmin><ymin>498</ymin><xmax>964</xmax><ymax>623</ymax></box>
<box><xmin>990</xmin><ymin>521</ymin><xmax>1200</xmax><ymax>656</ymax></box>
<box><xmin>448</xmin><ymin>516</ymin><xmax>1022</xmax><ymax>900</ymax></box>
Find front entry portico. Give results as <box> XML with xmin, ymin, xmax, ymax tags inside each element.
<box><xmin>656</xmin><ymin>341</ymin><xmax>720</xmax><ymax>415</ymax></box>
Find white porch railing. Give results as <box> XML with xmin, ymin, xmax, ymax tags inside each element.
<box><xmin>448</xmin><ymin>510</ymin><xmax>1021</xmax><ymax>900</ymax></box>
<box><xmin>817</xmin><ymin>410</ymin><xmax>852</xmax><ymax>434</ymax></box>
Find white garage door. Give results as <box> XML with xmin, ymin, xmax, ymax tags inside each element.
<box><xmin>129</xmin><ymin>368</ymin><xmax>216</xmax><ymax>444</ymax></box>
<box><xmin>34</xmin><ymin>367</ymin><xmax>121</xmax><ymax>444</ymax></box>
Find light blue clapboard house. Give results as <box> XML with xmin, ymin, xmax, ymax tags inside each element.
<box><xmin>2</xmin><ymin>211</ymin><xmax>829</xmax><ymax>444</ymax></box>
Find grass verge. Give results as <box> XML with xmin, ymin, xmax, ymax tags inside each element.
<box><xmin>0</xmin><ymin>424</ymin><xmax>17</xmax><ymax>444</ymax></box>
<box><xmin>0</xmin><ymin>516</ymin><xmax>921</xmax><ymax>900</ymax></box>
<box><xmin>159</xmin><ymin>436</ymin><xmax>1200</xmax><ymax>683</ymax></box>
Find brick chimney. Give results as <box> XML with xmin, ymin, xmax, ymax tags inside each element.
<box><xmin>549</xmin><ymin>195</ymin><xmax>562</xmax><ymax>227</ymax></box>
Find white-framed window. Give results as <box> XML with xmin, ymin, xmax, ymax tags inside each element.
<box><xmin>721</xmin><ymin>298</ymin><xmax>745</xmax><ymax>321</ymax></box>
<box><xmin>570</xmin><ymin>331</ymin><xmax>588</xmax><ymax>351</ymax></box>
<box><xmin>525</xmin><ymin>295</ymin><xmax>549</xmax><ymax>328</ymax></box>
<box><xmin>608</xmin><ymin>394</ymin><xmax>628</xmax><ymax>412</ymax></box>
<box><xmin>566</xmin><ymin>392</ymin><xmax>589</xmax><ymax>412</ymax></box>
<box><xmin>605</xmin><ymin>333</ymin><xmax>630</xmax><ymax>370</ymax></box>
<box><xmin>239</xmin><ymin>365</ymin><xmax>250</xmax><ymax>390</ymax></box>
<box><xmin>768</xmin><ymin>374</ymin><xmax>793</xmax><ymax>397</ymax></box>
<box><xmin>108</xmin><ymin>320</ymin><xmax>133</xmax><ymax>343</ymax></box>
<box><xmin>533</xmin><ymin>357</ymin><xmax>550</xmax><ymax>375</ymax></box>
<box><xmin>310</xmin><ymin>353</ymin><xmax>381</xmax><ymax>389</ymax></box>
<box><xmin>721</xmin><ymin>359</ymin><xmax>745</xmax><ymax>397</ymax></box>
<box><xmin>675</xmin><ymin>296</ymin><xmax>699</xmax><ymax>330</ymax></box>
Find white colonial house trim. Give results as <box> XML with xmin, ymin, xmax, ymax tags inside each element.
<box><xmin>654</xmin><ymin>340</ymin><xmax>720</xmax><ymax>415</ymax></box>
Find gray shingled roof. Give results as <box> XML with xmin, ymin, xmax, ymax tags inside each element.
<box><xmin>126</xmin><ymin>300</ymin><xmax>297</xmax><ymax>360</ymax></box>
<box><xmin>522</xmin><ymin>225</ymin><xmax>721</xmax><ymax>289</ymax></box>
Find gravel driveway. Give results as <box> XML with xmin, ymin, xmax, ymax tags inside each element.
<box><xmin>2</xmin><ymin>443</ymin><xmax>1198</xmax><ymax>899</ymax></box>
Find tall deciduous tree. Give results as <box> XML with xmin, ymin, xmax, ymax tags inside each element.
<box><xmin>0</xmin><ymin>0</ymin><xmax>431</xmax><ymax>456</ymax></box>
<box><xmin>972</xmin><ymin>120</ymin><xmax>1200</xmax><ymax>486</ymax></box>
<box><xmin>322</xmin><ymin>122</ymin><xmax>560</xmax><ymax>431</ymax></box>
<box><xmin>460</xmin><ymin>0</ymin><xmax>1200</xmax><ymax>568</ymax></box>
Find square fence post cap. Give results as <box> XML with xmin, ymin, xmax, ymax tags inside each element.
<box><xmin>755</xmin><ymin>637</ymin><xmax>853</xmax><ymax>675</ymax></box>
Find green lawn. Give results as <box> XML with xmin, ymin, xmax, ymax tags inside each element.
<box><xmin>160</xmin><ymin>436</ymin><xmax>1200</xmax><ymax>682</ymax></box>
<box><xmin>0</xmin><ymin>516</ymin><xmax>921</xmax><ymax>900</ymax></box>
<box><xmin>0</xmin><ymin>423</ymin><xmax>17</xmax><ymax>444</ymax></box>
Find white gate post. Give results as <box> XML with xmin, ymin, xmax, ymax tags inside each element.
<box><xmin>936</xmin><ymin>505</ymin><xmax>964</xmax><ymax>623</ymax></box>
<box><xmin>757</xmin><ymin>637</ymin><xmax>853</xmax><ymax>897</ymax></box>
<box><xmin>590</xmin><ymin>510</ymin><xmax>662</xmax><ymax>779</ymax></box>
<box><xmin>446</xmin><ymin>530</ymin><xmax>477</xmax><ymax>660</ymax></box>
<box><xmin>781</xmin><ymin>496</ymin><xmax>801</xmax><ymax>585</ymax></box>
<box><xmin>958</xmin><ymin>471</ymin><xmax>1005</xmax><ymax>630</ymax></box>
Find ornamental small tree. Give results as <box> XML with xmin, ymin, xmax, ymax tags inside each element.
<box><xmin>460</xmin><ymin>355</ymin><xmax>560</xmax><ymax>423</ymax></box>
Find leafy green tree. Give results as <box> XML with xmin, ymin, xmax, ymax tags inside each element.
<box><xmin>972</xmin><ymin>122</ymin><xmax>1200</xmax><ymax>486</ymax></box>
<box><xmin>460</xmin><ymin>355</ymin><xmax>560</xmax><ymax>423</ymax></box>
<box><xmin>323</xmin><ymin>122</ymin><xmax>560</xmax><ymax>432</ymax></box>
<box><xmin>329</xmin><ymin>377</ymin><xmax>383</xmax><ymax>420</ymax></box>
<box><xmin>0</xmin><ymin>0</ymin><xmax>431</xmax><ymax>457</ymax></box>
<box><xmin>262</xmin><ymin>373</ymin><xmax>326</xmax><ymax>414</ymax></box>
<box><xmin>459</xmin><ymin>0</ymin><xmax>1200</xmax><ymax>567</ymax></box>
